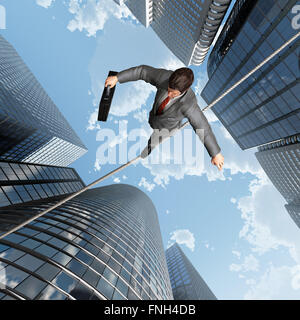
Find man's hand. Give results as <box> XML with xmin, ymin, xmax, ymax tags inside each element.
<box><xmin>105</xmin><ymin>75</ymin><xmax>118</xmax><ymax>88</ymax></box>
<box><xmin>211</xmin><ymin>153</ymin><xmax>224</xmax><ymax>171</ymax></box>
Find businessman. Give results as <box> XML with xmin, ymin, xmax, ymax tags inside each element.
<box><xmin>105</xmin><ymin>65</ymin><xmax>224</xmax><ymax>171</ymax></box>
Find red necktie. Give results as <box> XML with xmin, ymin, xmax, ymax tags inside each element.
<box><xmin>156</xmin><ymin>96</ymin><xmax>170</xmax><ymax>115</ymax></box>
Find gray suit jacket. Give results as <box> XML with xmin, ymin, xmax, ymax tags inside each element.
<box><xmin>117</xmin><ymin>65</ymin><xmax>221</xmax><ymax>158</ymax></box>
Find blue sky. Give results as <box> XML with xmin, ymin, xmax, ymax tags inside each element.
<box><xmin>1</xmin><ymin>0</ymin><xmax>300</xmax><ymax>299</ymax></box>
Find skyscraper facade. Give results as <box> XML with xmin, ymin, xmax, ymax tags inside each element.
<box><xmin>0</xmin><ymin>160</ymin><xmax>85</xmax><ymax>236</ymax></box>
<box><xmin>285</xmin><ymin>203</ymin><xmax>300</xmax><ymax>229</ymax></box>
<box><xmin>0</xmin><ymin>184</ymin><xmax>173</xmax><ymax>300</ymax></box>
<box><xmin>166</xmin><ymin>242</ymin><xmax>217</xmax><ymax>300</ymax></box>
<box><xmin>201</xmin><ymin>0</ymin><xmax>299</xmax><ymax>150</ymax></box>
<box><xmin>114</xmin><ymin>0</ymin><xmax>231</xmax><ymax>66</ymax></box>
<box><xmin>255</xmin><ymin>135</ymin><xmax>300</xmax><ymax>205</ymax></box>
<box><xmin>0</xmin><ymin>35</ymin><xmax>87</xmax><ymax>166</ymax></box>
<box><xmin>255</xmin><ymin>134</ymin><xmax>300</xmax><ymax>229</ymax></box>
<box><xmin>124</xmin><ymin>0</ymin><xmax>153</xmax><ymax>27</ymax></box>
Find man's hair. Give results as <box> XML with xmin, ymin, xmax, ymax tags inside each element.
<box><xmin>168</xmin><ymin>67</ymin><xmax>194</xmax><ymax>93</ymax></box>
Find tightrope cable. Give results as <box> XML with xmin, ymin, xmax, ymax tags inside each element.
<box><xmin>1</xmin><ymin>30</ymin><xmax>299</xmax><ymax>240</ymax></box>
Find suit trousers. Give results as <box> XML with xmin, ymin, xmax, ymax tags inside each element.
<box><xmin>141</xmin><ymin>127</ymin><xmax>179</xmax><ymax>159</ymax></box>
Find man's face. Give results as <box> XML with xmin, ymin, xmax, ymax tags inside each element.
<box><xmin>167</xmin><ymin>87</ymin><xmax>182</xmax><ymax>99</ymax></box>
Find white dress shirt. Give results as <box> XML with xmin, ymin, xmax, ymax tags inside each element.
<box><xmin>157</xmin><ymin>90</ymin><xmax>186</xmax><ymax>114</ymax></box>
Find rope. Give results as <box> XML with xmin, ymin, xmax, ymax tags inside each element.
<box><xmin>1</xmin><ymin>30</ymin><xmax>299</xmax><ymax>240</ymax></box>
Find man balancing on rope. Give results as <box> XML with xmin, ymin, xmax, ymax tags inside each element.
<box><xmin>105</xmin><ymin>65</ymin><xmax>224</xmax><ymax>171</ymax></box>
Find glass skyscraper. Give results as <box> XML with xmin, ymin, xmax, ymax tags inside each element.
<box><xmin>285</xmin><ymin>203</ymin><xmax>300</xmax><ymax>230</ymax></box>
<box><xmin>255</xmin><ymin>135</ymin><xmax>300</xmax><ymax>229</ymax></box>
<box><xmin>255</xmin><ymin>136</ymin><xmax>300</xmax><ymax>205</ymax></box>
<box><xmin>0</xmin><ymin>35</ymin><xmax>87</xmax><ymax>166</ymax></box>
<box><xmin>122</xmin><ymin>0</ymin><xmax>153</xmax><ymax>27</ymax></box>
<box><xmin>0</xmin><ymin>160</ymin><xmax>85</xmax><ymax>236</ymax></box>
<box><xmin>0</xmin><ymin>184</ymin><xmax>173</xmax><ymax>300</ymax></box>
<box><xmin>201</xmin><ymin>0</ymin><xmax>299</xmax><ymax>150</ymax></box>
<box><xmin>166</xmin><ymin>242</ymin><xmax>217</xmax><ymax>300</ymax></box>
<box><xmin>114</xmin><ymin>0</ymin><xmax>231</xmax><ymax>66</ymax></box>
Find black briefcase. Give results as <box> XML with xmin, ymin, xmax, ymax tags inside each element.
<box><xmin>97</xmin><ymin>71</ymin><xmax>118</xmax><ymax>122</ymax></box>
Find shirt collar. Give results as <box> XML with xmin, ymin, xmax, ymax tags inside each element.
<box><xmin>170</xmin><ymin>90</ymin><xmax>186</xmax><ymax>101</ymax></box>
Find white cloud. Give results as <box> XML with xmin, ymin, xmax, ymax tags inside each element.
<box><xmin>230</xmin><ymin>264</ymin><xmax>242</xmax><ymax>272</ymax></box>
<box><xmin>244</xmin><ymin>264</ymin><xmax>300</xmax><ymax>299</ymax></box>
<box><xmin>142</xmin><ymin>159</ymin><xmax>205</xmax><ymax>189</ymax></box>
<box><xmin>229</xmin><ymin>254</ymin><xmax>260</xmax><ymax>273</ymax></box>
<box><xmin>108</xmin><ymin>120</ymin><xmax>128</xmax><ymax>147</ymax></box>
<box><xmin>140</xmin><ymin>122</ymin><xmax>262</xmax><ymax>188</ymax></box>
<box><xmin>133</xmin><ymin>109</ymin><xmax>148</xmax><ymax>123</ymax></box>
<box><xmin>231</xmin><ymin>197</ymin><xmax>237</xmax><ymax>204</ymax></box>
<box><xmin>110</xmin><ymin>81</ymin><xmax>155</xmax><ymax>117</ymax></box>
<box><xmin>86</xmin><ymin>108</ymin><xmax>100</xmax><ymax>131</ymax></box>
<box><xmin>221</xmin><ymin>126</ymin><xmax>235</xmax><ymax>142</ymax></box>
<box><xmin>202</xmin><ymin>240</ymin><xmax>214</xmax><ymax>251</ymax></box>
<box><xmin>161</xmin><ymin>57</ymin><xmax>185</xmax><ymax>71</ymax></box>
<box><xmin>229</xmin><ymin>171</ymin><xmax>300</xmax><ymax>299</ymax></box>
<box><xmin>122</xmin><ymin>175</ymin><xmax>127</xmax><ymax>180</ymax></box>
<box><xmin>166</xmin><ymin>209</ymin><xmax>170</xmax><ymax>215</ymax></box>
<box><xmin>67</xmin><ymin>0</ymin><xmax>134</xmax><ymax>37</ymax></box>
<box><xmin>168</xmin><ymin>229</ymin><xmax>196</xmax><ymax>252</ymax></box>
<box><xmin>232</xmin><ymin>250</ymin><xmax>241</xmax><ymax>259</ymax></box>
<box><xmin>138</xmin><ymin>177</ymin><xmax>155</xmax><ymax>192</ymax></box>
<box><xmin>94</xmin><ymin>159</ymin><xmax>101</xmax><ymax>171</ymax></box>
<box><xmin>36</xmin><ymin>0</ymin><xmax>55</xmax><ymax>8</ymax></box>
<box><xmin>236</xmin><ymin>172</ymin><xmax>300</xmax><ymax>262</ymax></box>
<box><xmin>113</xmin><ymin>177</ymin><xmax>121</xmax><ymax>183</ymax></box>
<box><xmin>245</xmin><ymin>279</ymin><xmax>256</xmax><ymax>286</ymax></box>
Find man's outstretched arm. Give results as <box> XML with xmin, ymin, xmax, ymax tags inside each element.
<box><xmin>105</xmin><ymin>65</ymin><xmax>170</xmax><ymax>88</ymax></box>
<box><xmin>183</xmin><ymin>103</ymin><xmax>224</xmax><ymax>171</ymax></box>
